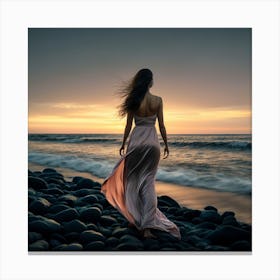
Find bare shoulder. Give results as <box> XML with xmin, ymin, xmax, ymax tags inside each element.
<box><xmin>150</xmin><ymin>94</ymin><xmax>162</xmax><ymax>104</ymax></box>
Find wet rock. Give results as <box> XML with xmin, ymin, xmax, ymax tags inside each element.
<box><xmin>99</xmin><ymin>215</ymin><xmax>118</xmax><ymax>226</ymax></box>
<box><xmin>200</xmin><ymin>210</ymin><xmax>222</xmax><ymax>224</ymax></box>
<box><xmin>80</xmin><ymin>230</ymin><xmax>105</xmax><ymax>244</ymax></box>
<box><xmin>28</xmin><ymin>232</ymin><xmax>43</xmax><ymax>243</ymax></box>
<box><xmin>48</xmin><ymin>204</ymin><xmax>70</xmax><ymax>214</ymax></box>
<box><xmin>62</xmin><ymin>243</ymin><xmax>83</xmax><ymax>251</ymax></box>
<box><xmin>204</xmin><ymin>206</ymin><xmax>218</xmax><ymax>212</ymax></box>
<box><xmin>77</xmin><ymin>178</ymin><xmax>99</xmax><ymax>189</ymax></box>
<box><xmin>62</xmin><ymin>219</ymin><xmax>87</xmax><ymax>233</ymax></box>
<box><xmin>58</xmin><ymin>194</ymin><xmax>78</xmax><ymax>207</ymax></box>
<box><xmin>79</xmin><ymin>207</ymin><xmax>102</xmax><ymax>222</ymax></box>
<box><xmin>105</xmin><ymin>237</ymin><xmax>119</xmax><ymax>247</ymax></box>
<box><xmin>230</xmin><ymin>240</ymin><xmax>251</xmax><ymax>251</ymax></box>
<box><xmin>28</xmin><ymin>176</ymin><xmax>48</xmax><ymax>190</ymax></box>
<box><xmin>205</xmin><ymin>225</ymin><xmax>251</xmax><ymax>246</ymax></box>
<box><xmin>29</xmin><ymin>218</ymin><xmax>61</xmax><ymax>234</ymax></box>
<box><xmin>158</xmin><ymin>195</ymin><xmax>181</xmax><ymax>208</ymax></box>
<box><xmin>221</xmin><ymin>211</ymin><xmax>235</xmax><ymax>219</ymax></box>
<box><xmin>64</xmin><ymin>232</ymin><xmax>80</xmax><ymax>243</ymax></box>
<box><xmin>29</xmin><ymin>240</ymin><xmax>49</xmax><ymax>251</ymax></box>
<box><xmin>29</xmin><ymin>197</ymin><xmax>51</xmax><ymax>215</ymax></box>
<box><xmin>52</xmin><ymin>208</ymin><xmax>79</xmax><ymax>222</ymax></box>
<box><xmin>85</xmin><ymin>241</ymin><xmax>105</xmax><ymax>250</ymax></box>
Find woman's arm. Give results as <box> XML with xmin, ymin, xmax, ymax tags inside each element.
<box><xmin>157</xmin><ymin>97</ymin><xmax>169</xmax><ymax>159</ymax></box>
<box><xmin>120</xmin><ymin>111</ymin><xmax>133</xmax><ymax>155</ymax></box>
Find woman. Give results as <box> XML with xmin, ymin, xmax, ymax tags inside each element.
<box><xmin>101</xmin><ymin>68</ymin><xmax>181</xmax><ymax>240</ymax></box>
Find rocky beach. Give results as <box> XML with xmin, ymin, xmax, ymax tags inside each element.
<box><xmin>28</xmin><ymin>167</ymin><xmax>252</xmax><ymax>252</ymax></box>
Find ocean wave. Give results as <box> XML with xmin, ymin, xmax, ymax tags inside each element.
<box><xmin>28</xmin><ymin>135</ymin><xmax>120</xmax><ymax>144</ymax></box>
<box><xmin>28</xmin><ymin>134</ymin><xmax>251</xmax><ymax>150</ymax></box>
<box><xmin>28</xmin><ymin>151</ymin><xmax>251</xmax><ymax>195</ymax></box>
<box><xmin>168</xmin><ymin>141</ymin><xmax>251</xmax><ymax>150</ymax></box>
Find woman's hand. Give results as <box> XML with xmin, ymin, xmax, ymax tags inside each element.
<box><xmin>119</xmin><ymin>144</ymin><xmax>125</xmax><ymax>156</ymax></box>
<box><xmin>163</xmin><ymin>146</ymin><xmax>169</xmax><ymax>159</ymax></box>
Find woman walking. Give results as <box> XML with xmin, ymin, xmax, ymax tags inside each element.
<box><xmin>101</xmin><ymin>68</ymin><xmax>181</xmax><ymax>240</ymax></box>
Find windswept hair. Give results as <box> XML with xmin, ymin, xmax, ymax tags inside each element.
<box><xmin>116</xmin><ymin>68</ymin><xmax>153</xmax><ymax>118</ymax></box>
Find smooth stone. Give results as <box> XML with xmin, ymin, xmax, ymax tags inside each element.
<box><xmin>85</xmin><ymin>241</ymin><xmax>105</xmax><ymax>250</ymax></box>
<box><xmin>29</xmin><ymin>240</ymin><xmax>49</xmax><ymax>251</ymax></box>
<box><xmin>42</xmin><ymin>168</ymin><xmax>58</xmax><ymax>174</ymax></box>
<box><xmin>44</xmin><ymin>187</ymin><xmax>64</xmax><ymax>196</ymax></box>
<box><xmin>62</xmin><ymin>243</ymin><xmax>83</xmax><ymax>251</ymax></box>
<box><xmin>99</xmin><ymin>198</ymin><xmax>110</xmax><ymax>208</ymax></box>
<box><xmin>151</xmin><ymin>230</ymin><xmax>179</xmax><ymax>242</ymax></box>
<box><xmin>105</xmin><ymin>237</ymin><xmax>119</xmax><ymax>247</ymax></box>
<box><xmin>72</xmin><ymin>189</ymin><xmax>92</xmax><ymax>197</ymax></box>
<box><xmin>86</xmin><ymin>223</ymin><xmax>99</xmax><ymax>231</ymax></box>
<box><xmin>62</xmin><ymin>219</ymin><xmax>87</xmax><ymax>233</ymax></box>
<box><xmin>80</xmin><ymin>230</ymin><xmax>105</xmax><ymax>244</ymax></box>
<box><xmin>99</xmin><ymin>215</ymin><xmax>118</xmax><ymax>226</ymax></box>
<box><xmin>230</xmin><ymin>240</ymin><xmax>251</xmax><ymax>251</ymax></box>
<box><xmin>205</xmin><ymin>225</ymin><xmax>251</xmax><ymax>246</ymax></box>
<box><xmin>39</xmin><ymin>194</ymin><xmax>57</xmax><ymax>203</ymax></box>
<box><xmin>221</xmin><ymin>211</ymin><xmax>235</xmax><ymax>219</ymax></box>
<box><xmin>183</xmin><ymin>210</ymin><xmax>202</xmax><ymax>221</ymax></box>
<box><xmin>222</xmin><ymin>216</ymin><xmax>240</xmax><ymax>227</ymax></box>
<box><xmin>52</xmin><ymin>208</ymin><xmax>79</xmax><ymax>222</ymax></box>
<box><xmin>77</xmin><ymin>178</ymin><xmax>99</xmax><ymax>189</ymax></box>
<box><xmin>28</xmin><ymin>214</ymin><xmax>45</xmax><ymax>223</ymax></box>
<box><xmin>52</xmin><ymin>244</ymin><xmax>68</xmax><ymax>251</ymax></box>
<box><xmin>28</xmin><ymin>176</ymin><xmax>48</xmax><ymax>190</ymax></box>
<box><xmin>28</xmin><ymin>188</ymin><xmax>36</xmax><ymax>196</ymax></box>
<box><xmin>72</xmin><ymin>176</ymin><xmax>84</xmax><ymax>184</ymax></box>
<box><xmin>28</xmin><ymin>232</ymin><xmax>43</xmax><ymax>243</ymax></box>
<box><xmin>204</xmin><ymin>245</ymin><xmax>229</xmax><ymax>251</ymax></box>
<box><xmin>184</xmin><ymin>235</ymin><xmax>203</xmax><ymax>246</ymax></box>
<box><xmin>158</xmin><ymin>195</ymin><xmax>181</xmax><ymax>208</ymax></box>
<box><xmin>195</xmin><ymin>221</ymin><xmax>217</xmax><ymax>230</ymax></box>
<box><xmin>94</xmin><ymin>203</ymin><xmax>104</xmax><ymax>212</ymax></box>
<box><xmin>204</xmin><ymin>205</ymin><xmax>218</xmax><ymax>212</ymax></box>
<box><xmin>119</xmin><ymin>234</ymin><xmax>143</xmax><ymax>245</ymax></box>
<box><xmin>166</xmin><ymin>207</ymin><xmax>179</xmax><ymax>214</ymax></box>
<box><xmin>49</xmin><ymin>239</ymin><xmax>62</xmax><ymax>248</ymax></box>
<box><xmin>112</xmin><ymin>227</ymin><xmax>130</xmax><ymax>238</ymax></box>
<box><xmin>48</xmin><ymin>204</ymin><xmax>70</xmax><ymax>214</ymax></box>
<box><xmin>115</xmin><ymin>241</ymin><xmax>143</xmax><ymax>250</ymax></box>
<box><xmin>64</xmin><ymin>232</ymin><xmax>80</xmax><ymax>243</ymax></box>
<box><xmin>80</xmin><ymin>207</ymin><xmax>102</xmax><ymax>222</ymax></box>
<box><xmin>160</xmin><ymin>247</ymin><xmax>176</xmax><ymax>251</ymax></box>
<box><xmin>191</xmin><ymin>217</ymin><xmax>204</xmax><ymax>224</ymax></box>
<box><xmin>76</xmin><ymin>195</ymin><xmax>98</xmax><ymax>205</ymax></box>
<box><xmin>58</xmin><ymin>194</ymin><xmax>78</xmax><ymax>207</ymax></box>
<box><xmin>98</xmin><ymin>226</ymin><xmax>112</xmax><ymax>237</ymax></box>
<box><xmin>29</xmin><ymin>197</ymin><xmax>51</xmax><ymax>215</ymax></box>
<box><xmin>32</xmin><ymin>171</ymin><xmax>42</xmax><ymax>177</ymax></box>
<box><xmin>50</xmin><ymin>233</ymin><xmax>67</xmax><ymax>243</ymax></box>
<box><xmin>29</xmin><ymin>218</ymin><xmax>61</xmax><ymax>234</ymax></box>
<box><xmin>142</xmin><ymin>238</ymin><xmax>160</xmax><ymax>250</ymax></box>
<box><xmin>44</xmin><ymin>177</ymin><xmax>65</xmax><ymax>186</ymax></box>
<box><xmin>200</xmin><ymin>210</ymin><xmax>222</xmax><ymax>224</ymax></box>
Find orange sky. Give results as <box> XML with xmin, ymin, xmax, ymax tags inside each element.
<box><xmin>28</xmin><ymin>100</ymin><xmax>251</xmax><ymax>134</ymax></box>
<box><xmin>28</xmin><ymin>28</ymin><xmax>251</xmax><ymax>134</ymax></box>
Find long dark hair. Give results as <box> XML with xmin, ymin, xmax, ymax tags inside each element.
<box><xmin>116</xmin><ymin>68</ymin><xmax>153</xmax><ymax>118</ymax></box>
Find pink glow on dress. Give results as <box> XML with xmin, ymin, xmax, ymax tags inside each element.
<box><xmin>101</xmin><ymin>113</ymin><xmax>181</xmax><ymax>240</ymax></box>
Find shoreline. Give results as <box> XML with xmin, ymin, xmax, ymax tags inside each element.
<box><xmin>28</xmin><ymin>162</ymin><xmax>251</xmax><ymax>224</ymax></box>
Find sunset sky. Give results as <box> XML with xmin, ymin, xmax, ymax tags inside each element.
<box><xmin>28</xmin><ymin>28</ymin><xmax>251</xmax><ymax>134</ymax></box>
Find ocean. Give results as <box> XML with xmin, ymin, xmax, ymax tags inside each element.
<box><xmin>28</xmin><ymin>133</ymin><xmax>252</xmax><ymax>195</ymax></box>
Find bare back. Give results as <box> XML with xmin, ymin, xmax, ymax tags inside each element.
<box><xmin>135</xmin><ymin>94</ymin><xmax>159</xmax><ymax>116</ymax></box>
